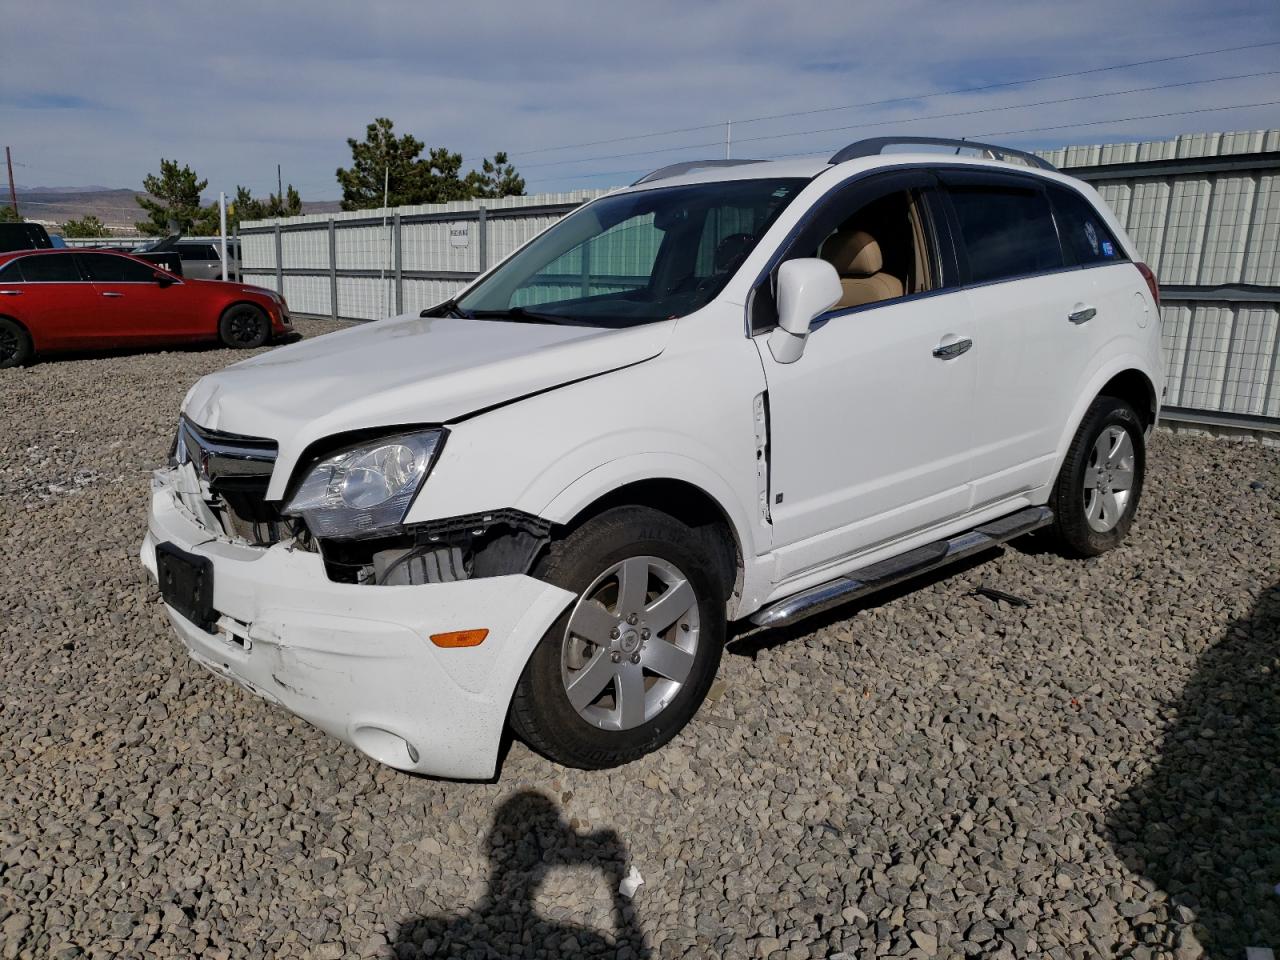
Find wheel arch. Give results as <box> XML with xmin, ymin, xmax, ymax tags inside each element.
<box><xmin>1052</xmin><ymin>357</ymin><xmax>1160</xmax><ymax>487</ymax></box>
<box><xmin>219</xmin><ymin>298</ymin><xmax>270</xmax><ymax>320</ymax></box>
<box><xmin>1098</xmin><ymin>368</ymin><xmax>1158</xmax><ymax>431</ymax></box>
<box><xmin>546</xmin><ymin>473</ymin><xmax>749</xmax><ymax>618</ymax></box>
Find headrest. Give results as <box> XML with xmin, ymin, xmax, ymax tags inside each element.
<box><xmin>822</xmin><ymin>229</ymin><xmax>883</xmax><ymax>277</ymax></box>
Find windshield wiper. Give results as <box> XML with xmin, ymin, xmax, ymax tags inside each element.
<box><xmin>467</xmin><ymin>307</ymin><xmax>597</xmax><ymax>326</ymax></box>
<box><xmin>419</xmin><ymin>298</ymin><xmax>470</xmax><ymax>319</ymax></box>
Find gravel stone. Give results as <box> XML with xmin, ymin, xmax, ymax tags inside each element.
<box><xmin>0</xmin><ymin>317</ymin><xmax>1277</xmax><ymax>958</ymax></box>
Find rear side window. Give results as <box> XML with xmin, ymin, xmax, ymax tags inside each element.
<box><xmin>1048</xmin><ymin>184</ymin><xmax>1125</xmax><ymax>266</ymax></box>
<box><xmin>178</xmin><ymin>244</ymin><xmax>218</xmax><ymax>261</ymax></box>
<box><xmin>949</xmin><ymin>185</ymin><xmax>1063</xmax><ymax>284</ymax></box>
<box><xmin>0</xmin><ymin>261</ymin><xmax>21</xmax><ymax>281</ymax></box>
<box><xmin>14</xmin><ymin>255</ymin><xmax>82</xmax><ymax>282</ymax></box>
<box><xmin>79</xmin><ymin>252</ymin><xmax>159</xmax><ymax>283</ymax></box>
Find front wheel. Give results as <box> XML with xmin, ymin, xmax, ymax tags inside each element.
<box><xmin>218</xmin><ymin>304</ymin><xmax>269</xmax><ymax>349</ymax></box>
<box><xmin>510</xmin><ymin>506</ymin><xmax>728</xmax><ymax>769</ymax></box>
<box><xmin>1049</xmin><ymin>394</ymin><xmax>1146</xmax><ymax>556</ymax></box>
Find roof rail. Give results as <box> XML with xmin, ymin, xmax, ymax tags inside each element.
<box><xmin>828</xmin><ymin>137</ymin><xmax>1056</xmax><ymax>171</ymax></box>
<box><xmin>632</xmin><ymin>159</ymin><xmax>767</xmax><ymax>185</ymax></box>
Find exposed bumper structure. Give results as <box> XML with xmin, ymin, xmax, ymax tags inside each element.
<box><xmin>140</xmin><ymin>468</ymin><xmax>575</xmax><ymax>779</ymax></box>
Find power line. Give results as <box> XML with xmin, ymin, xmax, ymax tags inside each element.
<box><xmin>514</xmin><ymin>69</ymin><xmax>1278</xmax><ymax>173</ymax></box>
<box><xmin>526</xmin><ymin>98</ymin><xmax>1280</xmax><ymax>186</ymax></box>
<box><xmin>471</xmin><ymin>38</ymin><xmax>1280</xmax><ymax>162</ymax></box>
<box><xmin>974</xmin><ymin>98</ymin><xmax>1280</xmax><ymax>139</ymax></box>
<box><xmin>730</xmin><ymin>70</ymin><xmax>1280</xmax><ymax>148</ymax></box>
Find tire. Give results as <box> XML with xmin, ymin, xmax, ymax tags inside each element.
<box><xmin>510</xmin><ymin>506</ymin><xmax>728</xmax><ymax>769</ymax></box>
<box><xmin>1049</xmin><ymin>394</ymin><xmax>1146</xmax><ymax>557</ymax></box>
<box><xmin>218</xmin><ymin>304</ymin><xmax>269</xmax><ymax>349</ymax></box>
<box><xmin>0</xmin><ymin>317</ymin><xmax>33</xmax><ymax>369</ymax></box>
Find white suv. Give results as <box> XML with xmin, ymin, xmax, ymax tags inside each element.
<box><xmin>142</xmin><ymin>137</ymin><xmax>1163</xmax><ymax>779</ymax></box>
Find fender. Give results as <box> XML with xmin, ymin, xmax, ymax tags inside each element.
<box><xmin>1050</xmin><ymin>351</ymin><xmax>1161</xmax><ymax>484</ymax></box>
<box><xmin>540</xmin><ymin>452</ymin><xmax>772</xmax><ymax>617</ymax></box>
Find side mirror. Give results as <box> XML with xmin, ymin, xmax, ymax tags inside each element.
<box><xmin>767</xmin><ymin>258</ymin><xmax>842</xmax><ymax>364</ymax></box>
<box><xmin>153</xmin><ymin>270</ymin><xmax>175</xmax><ymax>287</ymax></box>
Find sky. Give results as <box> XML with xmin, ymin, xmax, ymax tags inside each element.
<box><xmin>3</xmin><ymin>0</ymin><xmax>1279</xmax><ymax>201</ymax></box>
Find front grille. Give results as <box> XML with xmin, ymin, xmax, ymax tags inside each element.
<box><xmin>176</xmin><ymin>417</ymin><xmax>287</xmax><ymax>544</ymax></box>
<box><xmin>177</xmin><ymin>417</ymin><xmax>278</xmax><ymax>484</ymax></box>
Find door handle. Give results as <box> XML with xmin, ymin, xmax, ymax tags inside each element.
<box><xmin>101</xmin><ymin>291</ymin><xmax>124</xmax><ymax>298</ymax></box>
<box><xmin>1069</xmin><ymin>305</ymin><xmax>1097</xmax><ymax>324</ymax></box>
<box><xmin>0</xmin><ymin>290</ymin><xmax>21</xmax><ymax>295</ymax></box>
<box><xmin>932</xmin><ymin>336</ymin><xmax>973</xmax><ymax>359</ymax></box>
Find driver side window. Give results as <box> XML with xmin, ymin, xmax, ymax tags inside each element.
<box><xmin>800</xmin><ymin>189</ymin><xmax>936</xmax><ymax>311</ymax></box>
<box><xmin>751</xmin><ymin>174</ymin><xmax>942</xmax><ymax>333</ymax></box>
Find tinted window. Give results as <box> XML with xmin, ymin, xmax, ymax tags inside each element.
<box><xmin>16</xmin><ymin>254</ymin><xmax>82</xmax><ymax>282</ymax></box>
<box><xmin>1048</xmin><ymin>184</ymin><xmax>1125</xmax><ymax>266</ymax></box>
<box><xmin>949</xmin><ymin>185</ymin><xmax>1063</xmax><ymax>284</ymax></box>
<box><xmin>79</xmin><ymin>252</ymin><xmax>159</xmax><ymax>283</ymax></box>
<box><xmin>178</xmin><ymin>244</ymin><xmax>218</xmax><ymax>261</ymax></box>
<box><xmin>0</xmin><ymin>260</ymin><xmax>21</xmax><ymax>282</ymax></box>
<box><xmin>0</xmin><ymin>223</ymin><xmax>53</xmax><ymax>253</ymax></box>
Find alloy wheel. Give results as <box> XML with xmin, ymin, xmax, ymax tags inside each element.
<box><xmin>228</xmin><ymin>309</ymin><xmax>264</xmax><ymax>344</ymax></box>
<box><xmin>560</xmin><ymin>555</ymin><xmax>700</xmax><ymax>731</ymax></box>
<box><xmin>1082</xmin><ymin>425</ymin><xmax>1135</xmax><ymax>533</ymax></box>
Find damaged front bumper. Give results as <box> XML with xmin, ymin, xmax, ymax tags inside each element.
<box><xmin>140</xmin><ymin>467</ymin><xmax>575</xmax><ymax>779</ymax></box>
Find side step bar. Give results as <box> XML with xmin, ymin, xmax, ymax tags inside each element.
<box><xmin>749</xmin><ymin>506</ymin><xmax>1053</xmax><ymax>630</ymax></box>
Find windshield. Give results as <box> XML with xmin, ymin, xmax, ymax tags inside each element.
<box><xmin>454</xmin><ymin>178</ymin><xmax>806</xmax><ymax>327</ymax></box>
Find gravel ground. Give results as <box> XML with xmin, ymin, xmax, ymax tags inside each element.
<box><xmin>1</xmin><ymin>317</ymin><xmax>1278</xmax><ymax>960</ymax></box>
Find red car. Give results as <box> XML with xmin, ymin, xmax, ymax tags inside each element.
<box><xmin>0</xmin><ymin>249</ymin><xmax>294</xmax><ymax>368</ymax></box>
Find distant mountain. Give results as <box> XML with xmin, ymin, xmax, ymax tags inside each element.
<box><xmin>13</xmin><ymin>188</ymin><xmax>144</xmax><ymax>233</ymax></box>
<box><xmin>11</xmin><ymin>186</ymin><xmax>342</xmax><ymax>234</ymax></box>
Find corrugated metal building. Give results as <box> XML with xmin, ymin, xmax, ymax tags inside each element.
<box><xmin>240</xmin><ymin>129</ymin><xmax>1280</xmax><ymax>423</ymax></box>
<box><xmin>1038</xmin><ymin>129</ymin><xmax>1280</xmax><ymax>423</ymax></box>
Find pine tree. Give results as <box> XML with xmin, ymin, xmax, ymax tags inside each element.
<box><xmin>135</xmin><ymin>159</ymin><xmax>218</xmax><ymax>235</ymax></box>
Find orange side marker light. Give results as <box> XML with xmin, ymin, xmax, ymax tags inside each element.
<box><xmin>430</xmin><ymin>629</ymin><xmax>489</xmax><ymax>648</ymax></box>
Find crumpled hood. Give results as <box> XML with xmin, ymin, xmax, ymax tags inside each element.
<box><xmin>182</xmin><ymin>313</ymin><xmax>673</xmax><ymax>500</ymax></box>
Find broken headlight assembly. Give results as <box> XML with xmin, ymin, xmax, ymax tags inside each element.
<box><xmin>283</xmin><ymin>429</ymin><xmax>445</xmax><ymax>539</ymax></box>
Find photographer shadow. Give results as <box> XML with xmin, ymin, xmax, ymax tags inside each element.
<box><xmin>392</xmin><ymin>791</ymin><xmax>650</xmax><ymax>958</ymax></box>
<box><xmin>1109</xmin><ymin>582</ymin><xmax>1280</xmax><ymax>955</ymax></box>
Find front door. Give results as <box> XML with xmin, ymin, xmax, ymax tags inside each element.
<box><xmin>78</xmin><ymin>252</ymin><xmax>185</xmax><ymax>343</ymax></box>
<box><xmin>753</xmin><ymin>172</ymin><xmax>978</xmax><ymax>582</ymax></box>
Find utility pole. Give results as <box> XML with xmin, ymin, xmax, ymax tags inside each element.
<box><xmin>5</xmin><ymin>147</ymin><xmax>17</xmax><ymax>218</ymax></box>
<box><xmin>725</xmin><ymin>121</ymin><xmax>732</xmax><ymax>160</ymax></box>
<box><xmin>277</xmin><ymin>163</ymin><xmax>283</xmax><ymax>201</ymax></box>
<box><xmin>218</xmin><ymin>192</ymin><xmax>228</xmax><ymax>281</ymax></box>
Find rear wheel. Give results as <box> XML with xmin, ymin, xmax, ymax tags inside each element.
<box><xmin>0</xmin><ymin>318</ymin><xmax>32</xmax><ymax>369</ymax></box>
<box><xmin>1049</xmin><ymin>394</ymin><xmax>1146</xmax><ymax>556</ymax></box>
<box><xmin>510</xmin><ymin>506</ymin><xmax>727</xmax><ymax>769</ymax></box>
<box><xmin>218</xmin><ymin>304</ymin><xmax>269</xmax><ymax>349</ymax></box>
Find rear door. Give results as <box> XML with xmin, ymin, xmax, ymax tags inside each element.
<box><xmin>0</xmin><ymin>253</ymin><xmax>99</xmax><ymax>349</ymax></box>
<box><xmin>754</xmin><ymin>171</ymin><xmax>979</xmax><ymax>580</ymax></box>
<box><xmin>79</xmin><ymin>252</ymin><xmax>192</xmax><ymax>342</ymax></box>
<box><xmin>939</xmin><ymin>171</ymin><xmax>1092</xmax><ymax>509</ymax></box>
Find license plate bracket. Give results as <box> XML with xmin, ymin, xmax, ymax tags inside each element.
<box><xmin>156</xmin><ymin>542</ymin><xmax>217</xmax><ymax>634</ymax></box>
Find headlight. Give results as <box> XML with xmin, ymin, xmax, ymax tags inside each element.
<box><xmin>283</xmin><ymin>429</ymin><xmax>445</xmax><ymax>538</ymax></box>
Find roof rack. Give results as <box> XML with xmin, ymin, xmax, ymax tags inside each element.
<box><xmin>828</xmin><ymin>137</ymin><xmax>1056</xmax><ymax>171</ymax></box>
<box><xmin>632</xmin><ymin>159</ymin><xmax>767</xmax><ymax>185</ymax></box>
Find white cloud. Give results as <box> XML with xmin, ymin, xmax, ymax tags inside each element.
<box><xmin>2</xmin><ymin>0</ymin><xmax>1278</xmax><ymax>197</ymax></box>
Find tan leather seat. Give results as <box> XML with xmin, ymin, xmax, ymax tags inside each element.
<box><xmin>821</xmin><ymin>229</ymin><xmax>904</xmax><ymax>309</ymax></box>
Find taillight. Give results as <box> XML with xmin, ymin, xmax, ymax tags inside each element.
<box><xmin>1135</xmin><ymin>262</ymin><xmax>1160</xmax><ymax>308</ymax></box>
